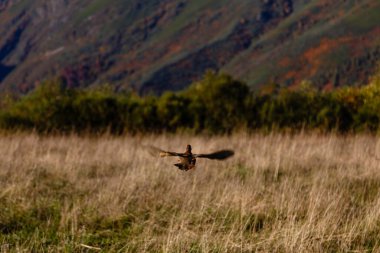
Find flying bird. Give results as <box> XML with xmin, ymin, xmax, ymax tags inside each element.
<box><xmin>147</xmin><ymin>144</ymin><xmax>234</xmax><ymax>171</ymax></box>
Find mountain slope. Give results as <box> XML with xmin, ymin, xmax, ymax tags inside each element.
<box><xmin>0</xmin><ymin>0</ymin><xmax>379</xmax><ymax>94</ymax></box>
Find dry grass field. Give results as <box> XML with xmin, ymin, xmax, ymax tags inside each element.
<box><xmin>1</xmin><ymin>133</ymin><xmax>380</xmax><ymax>252</ymax></box>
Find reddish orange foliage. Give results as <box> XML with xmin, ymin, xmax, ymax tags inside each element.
<box><xmin>284</xmin><ymin>70</ymin><xmax>298</xmax><ymax>80</ymax></box>
<box><xmin>279</xmin><ymin>57</ymin><xmax>291</xmax><ymax>67</ymax></box>
<box><xmin>167</xmin><ymin>43</ymin><xmax>184</xmax><ymax>55</ymax></box>
<box><xmin>304</xmin><ymin>37</ymin><xmax>351</xmax><ymax>63</ymax></box>
<box><xmin>303</xmin><ymin>37</ymin><xmax>353</xmax><ymax>76</ymax></box>
<box><xmin>350</xmin><ymin>27</ymin><xmax>380</xmax><ymax>57</ymax></box>
<box><xmin>323</xmin><ymin>82</ymin><xmax>334</xmax><ymax>92</ymax></box>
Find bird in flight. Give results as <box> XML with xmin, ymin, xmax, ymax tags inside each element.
<box><xmin>147</xmin><ymin>144</ymin><xmax>234</xmax><ymax>171</ymax></box>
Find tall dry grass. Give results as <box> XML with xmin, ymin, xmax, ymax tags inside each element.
<box><xmin>1</xmin><ymin>133</ymin><xmax>380</xmax><ymax>252</ymax></box>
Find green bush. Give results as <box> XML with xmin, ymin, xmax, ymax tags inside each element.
<box><xmin>0</xmin><ymin>70</ymin><xmax>379</xmax><ymax>134</ymax></box>
<box><xmin>183</xmin><ymin>71</ymin><xmax>250</xmax><ymax>133</ymax></box>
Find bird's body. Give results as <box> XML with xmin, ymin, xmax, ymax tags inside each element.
<box><xmin>148</xmin><ymin>144</ymin><xmax>234</xmax><ymax>171</ymax></box>
<box><xmin>173</xmin><ymin>145</ymin><xmax>196</xmax><ymax>171</ymax></box>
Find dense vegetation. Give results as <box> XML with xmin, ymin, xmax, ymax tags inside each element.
<box><xmin>1</xmin><ymin>70</ymin><xmax>380</xmax><ymax>134</ymax></box>
<box><xmin>1</xmin><ymin>134</ymin><xmax>380</xmax><ymax>252</ymax></box>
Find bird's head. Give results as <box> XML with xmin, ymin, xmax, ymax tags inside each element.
<box><xmin>186</xmin><ymin>144</ymin><xmax>192</xmax><ymax>153</ymax></box>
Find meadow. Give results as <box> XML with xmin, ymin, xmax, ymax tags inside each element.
<box><xmin>1</xmin><ymin>133</ymin><xmax>380</xmax><ymax>252</ymax></box>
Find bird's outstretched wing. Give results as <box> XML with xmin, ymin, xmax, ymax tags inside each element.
<box><xmin>145</xmin><ymin>146</ymin><xmax>185</xmax><ymax>157</ymax></box>
<box><xmin>194</xmin><ymin>150</ymin><xmax>234</xmax><ymax>160</ymax></box>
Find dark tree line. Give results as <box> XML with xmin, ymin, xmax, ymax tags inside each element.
<box><xmin>0</xmin><ymin>71</ymin><xmax>379</xmax><ymax>134</ymax></box>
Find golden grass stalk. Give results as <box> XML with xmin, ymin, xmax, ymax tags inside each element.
<box><xmin>0</xmin><ymin>132</ymin><xmax>380</xmax><ymax>252</ymax></box>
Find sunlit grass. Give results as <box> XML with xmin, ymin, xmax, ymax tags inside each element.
<box><xmin>1</xmin><ymin>133</ymin><xmax>380</xmax><ymax>252</ymax></box>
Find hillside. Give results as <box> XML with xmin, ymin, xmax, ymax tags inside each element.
<box><xmin>0</xmin><ymin>0</ymin><xmax>379</xmax><ymax>94</ymax></box>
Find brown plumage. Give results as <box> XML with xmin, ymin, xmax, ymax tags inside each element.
<box><xmin>147</xmin><ymin>144</ymin><xmax>234</xmax><ymax>171</ymax></box>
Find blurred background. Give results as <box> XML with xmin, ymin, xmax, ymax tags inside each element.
<box><xmin>0</xmin><ymin>0</ymin><xmax>379</xmax><ymax>133</ymax></box>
